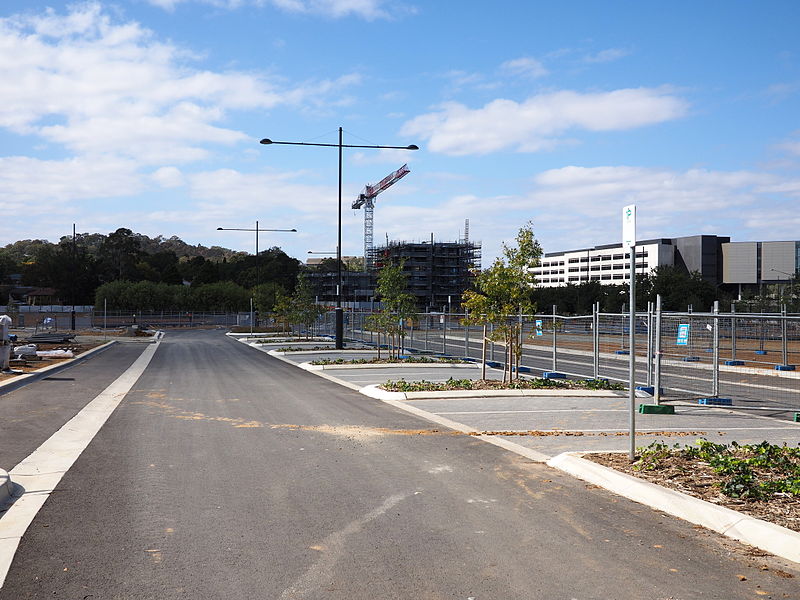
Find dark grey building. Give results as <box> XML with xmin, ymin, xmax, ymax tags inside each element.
<box><xmin>305</xmin><ymin>238</ymin><xmax>482</xmax><ymax>310</ymax></box>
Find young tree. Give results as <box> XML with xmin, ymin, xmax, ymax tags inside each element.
<box><xmin>462</xmin><ymin>222</ymin><xmax>542</xmax><ymax>382</ymax></box>
<box><xmin>253</xmin><ymin>281</ymin><xmax>287</xmax><ymax>315</ymax></box>
<box><xmin>291</xmin><ymin>274</ymin><xmax>324</xmax><ymax>338</ymax></box>
<box><xmin>370</xmin><ymin>260</ymin><xmax>415</xmax><ymax>359</ymax></box>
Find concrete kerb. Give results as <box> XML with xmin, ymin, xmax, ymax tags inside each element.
<box><xmin>359</xmin><ymin>383</ymin><xmax>628</xmax><ymax>401</ymax></box>
<box><xmin>547</xmin><ymin>451</ymin><xmax>800</xmax><ymax>564</ymax></box>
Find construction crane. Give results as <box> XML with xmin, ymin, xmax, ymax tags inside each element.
<box><xmin>352</xmin><ymin>163</ymin><xmax>410</xmax><ymax>269</ymax></box>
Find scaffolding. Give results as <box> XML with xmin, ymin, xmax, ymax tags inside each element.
<box><xmin>369</xmin><ymin>237</ymin><xmax>481</xmax><ymax>310</ymax></box>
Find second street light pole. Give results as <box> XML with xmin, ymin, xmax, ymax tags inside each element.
<box><xmin>216</xmin><ymin>223</ymin><xmax>296</xmax><ymax>328</ymax></box>
<box><xmin>260</xmin><ymin>127</ymin><xmax>418</xmax><ymax>349</ymax></box>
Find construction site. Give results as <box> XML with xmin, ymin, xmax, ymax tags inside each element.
<box><xmin>306</xmin><ymin>163</ymin><xmax>481</xmax><ymax>310</ymax></box>
<box><xmin>369</xmin><ymin>237</ymin><xmax>481</xmax><ymax>311</ymax></box>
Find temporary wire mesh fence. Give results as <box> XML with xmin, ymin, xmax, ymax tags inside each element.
<box><xmin>333</xmin><ymin>305</ymin><xmax>800</xmax><ymax>413</ymax></box>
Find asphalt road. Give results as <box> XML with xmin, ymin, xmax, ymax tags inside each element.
<box><xmin>2</xmin><ymin>329</ymin><xmax>799</xmax><ymax>599</ymax></box>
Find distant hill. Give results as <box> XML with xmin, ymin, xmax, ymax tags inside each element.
<box><xmin>1</xmin><ymin>231</ymin><xmax>247</xmax><ymax>261</ymax></box>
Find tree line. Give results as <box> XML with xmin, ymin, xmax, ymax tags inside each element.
<box><xmin>0</xmin><ymin>228</ymin><xmax>301</xmax><ymax>311</ymax></box>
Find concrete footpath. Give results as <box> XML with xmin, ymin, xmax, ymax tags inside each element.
<box><xmin>241</xmin><ymin>337</ymin><xmax>800</xmax><ymax>565</ymax></box>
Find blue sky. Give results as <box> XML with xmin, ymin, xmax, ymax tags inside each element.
<box><xmin>1</xmin><ymin>0</ymin><xmax>799</xmax><ymax>265</ymax></box>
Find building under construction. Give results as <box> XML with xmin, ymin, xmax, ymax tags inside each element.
<box><xmin>369</xmin><ymin>236</ymin><xmax>481</xmax><ymax>310</ymax></box>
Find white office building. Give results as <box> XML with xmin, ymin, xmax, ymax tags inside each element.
<box><xmin>533</xmin><ymin>235</ymin><xmax>730</xmax><ymax>288</ymax></box>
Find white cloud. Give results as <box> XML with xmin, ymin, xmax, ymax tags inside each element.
<box><xmin>777</xmin><ymin>137</ymin><xmax>800</xmax><ymax>156</ymax></box>
<box><xmin>152</xmin><ymin>166</ymin><xmax>186</xmax><ymax>188</ymax></box>
<box><xmin>350</xmin><ymin>148</ymin><xmax>417</xmax><ymax>166</ymax></box>
<box><xmin>500</xmin><ymin>57</ymin><xmax>548</xmax><ymax>79</ymax></box>
<box><xmin>519</xmin><ymin>165</ymin><xmax>800</xmax><ymax>251</ymax></box>
<box><xmin>400</xmin><ymin>87</ymin><xmax>689</xmax><ymax>155</ymax></box>
<box><xmin>0</xmin><ymin>155</ymin><xmax>141</xmax><ymax>213</ymax></box>
<box><xmin>0</xmin><ymin>3</ymin><xmax>360</xmax><ymax>163</ymax></box>
<box><xmin>146</xmin><ymin>0</ymin><xmax>407</xmax><ymax>19</ymax></box>
<box><xmin>583</xmin><ymin>48</ymin><xmax>630</xmax><ymax>64</ymax></box>
<box><xmin>369</xmin><ymin>165</ymin><xmax>800</xmax><ymax>263</ymax></box>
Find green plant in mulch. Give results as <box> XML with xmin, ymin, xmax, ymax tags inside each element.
<box><xmin>275</xmin><ymin>346</ymin><xmax>333</xmax><ymax>352</ymax></box>
<box><xmin>379</xmin><ymin>376</ymin><xmax>620</xmax><ymax>393</ymax></box>
<box><xmin>583</xmin><ymin>378</ymin><xmax>626</xmax><ymax>391</ymax></box>
<box><xmin>635</xmin><ymin>440</ymin><xmax>800</xmax><ymax>500</ymax></box>
<box><xmin>310</xmin><ymin>356</ymin><xmax>465</xmax><ymax>366</ymax></box>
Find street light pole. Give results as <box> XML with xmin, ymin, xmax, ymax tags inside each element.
<box><xmin>216</xmin><ymin>224</ymin><xmax>296</xmax><ymax>328</ymax></box>
<box><xmin>216</xmin><ymin>223</ymin><xmax>297</xmax><ymax>289</ymax></box>
<box><xmin>260</xmin><ymin>127</ymin><xmax>418</xmax><ymax>349</ymax></box>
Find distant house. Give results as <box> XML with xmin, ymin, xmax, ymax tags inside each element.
<box><xmin>26</xmin><ymin>287</ymin><xmax>60</xmax><ymax>306</ymax></box>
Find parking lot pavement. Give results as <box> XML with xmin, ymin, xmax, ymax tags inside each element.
<box><xmin>253</xmin><ymin>344</ymin><xmax>800</xmax><ymax>459</ymax></box>
<box><xmin>404</xmin><ymin>396</ymin><xmax>800</xmax><ymax>457</ymax></box>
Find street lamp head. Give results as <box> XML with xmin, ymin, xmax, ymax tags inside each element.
<box><xmin>259</xmin><ymin>138</ymin><xmax>273</xmax><ymax>145</ymax></box>
<box><xmin>216</xmin><ymin>227</ymin><xmax>223</xmax><ymax>230</ymax></box>
<box><xmin>290</xmin><ymin>228</ymin><xmax>297</xmax><ymax>232</ymax></box>
<box><xmin>406</xmin><ymin>144</ymin><xmax>419</xmax><ymax>150</ymax></box>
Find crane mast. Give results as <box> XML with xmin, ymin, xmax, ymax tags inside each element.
<box><xmin>352</xmin><ymin>164</ymin><xmax>410</xmax><ymax>269</ymax></box>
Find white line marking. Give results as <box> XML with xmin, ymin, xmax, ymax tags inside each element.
<box><xmin>279</xmin><ymin>493</ymin><xmax>408</xmax><ymax>599</ymax></box>
<box><xmin>438</xmin><ymin>409</ymin><xmax>629</xmax><ymax>415</ymax></box>
<box><xmin>480</xmin><ymin>427</ymin><xmax>800</xmax><ymax>434</ymax></box>
<box><xmin>0</xmin><ymin>339</ymin><xmax>160</xmax><ymax>589</ymax></box>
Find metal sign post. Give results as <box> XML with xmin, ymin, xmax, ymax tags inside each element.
<box><xmin>622</xmin><ymin>204</ymin><xmax>637</xmax><ymax>461</ymax></box>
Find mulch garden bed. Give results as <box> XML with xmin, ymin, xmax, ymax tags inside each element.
<box><xmin>589</xmin><ymin>442</ymin><xmax>800</xmax><ymax>533</ymax></box>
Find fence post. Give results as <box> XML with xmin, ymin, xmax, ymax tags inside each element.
<box><xmin>481</xmin><ymin>324</ymin><xmax>487</xmax><ymax>380</ymax></box>
<box><xmin>481</xmin><ymin>323</ymin><xmax>486</xmax><ymax>380</ymax></box>
<box><xmin>620</xmin><ymin>303</ymin><xmax>626</xmax><ymax>350</ymax></box>
<box><xmin>654</xmin><ymin>295</ymin><xmax>662</xmax><ymax>405</ymax></box>
<box><xmin>782</xmin><ymin>305</ymin><xmax>789</xmax><ymax>367</ymax></box>
<box><xmin>464</xmin><ymin>312</ymin><xmax>470</xmax><ymax>359</ymax></box>
<box><xmin>646</xmin><ymin>300</ymin><xmax>653</xmax><ymax>386</ymax></box>
<box><xmin>712</xmin><ymin>300</ymin><xmax>720</xmax><ymax>398</ymax></box>
<box><xmin>593</xmin><ymin>302</ymin><xmax>600</xmax><ymax>379</ymax></box>
<box><xmin>552</xmin><ymin>304</ymin><xmax>558</xmax><ymax>372</ymax></box>
<box><xmin>443</xmin><ymin>311</ymin><xmax>448</xmax><ymax>356</ymax></box>
<box><xmin>731</xmin><ymin>303</ymin><xmax>737</xmax><ymax>361</ymax></box>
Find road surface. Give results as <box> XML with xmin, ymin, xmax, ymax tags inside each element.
<box><xmin>1</xmin><ymin>330</ymin><xmax>797</xmax><ymax>599</ymax></box>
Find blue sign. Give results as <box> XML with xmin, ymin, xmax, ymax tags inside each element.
<box><xmin>535</xmin><ymin>319</ymin><xmax>543</xmax><ymax>336</ymax></box>
<box><xmin>676</xmin><ymin>323</ymin><xmax>690</xmax><ymax>346</ymax></box>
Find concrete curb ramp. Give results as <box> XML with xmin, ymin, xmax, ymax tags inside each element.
<box><xmin>547</xmin><ymin>452</ymin><xmax>800</xmax><ymax>564</ymax></box>
<box><xmin>359</xmin><ymin>383</ymin><xmax>626</xmax><ymax>401</ymax></box>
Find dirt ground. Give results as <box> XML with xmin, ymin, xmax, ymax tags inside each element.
<box><xmin>588</xmin><ymin>452</ymin><xmax>800</xmax><ymax>534</ymax></box>
<box><xmin>0</xmin><ymin>339</ymin><xmax>108</xmax><ymax>381</ymax></box>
